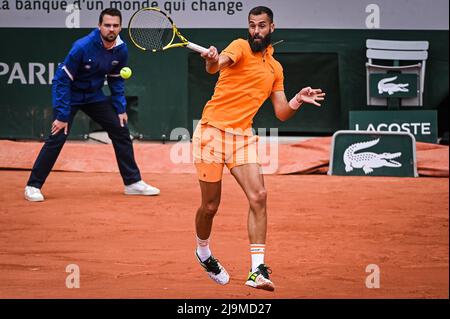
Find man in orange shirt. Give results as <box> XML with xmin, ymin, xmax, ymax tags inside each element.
<box><xmin>194</xmin><ymin>6</ymin><xmax>325</xmax><ymax>291</ymax></box>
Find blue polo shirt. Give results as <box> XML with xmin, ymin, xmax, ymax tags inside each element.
<box><xmin>52</xmin><ymin>28</ymin><xmax>128</xmax><ymax>121</ymax></box>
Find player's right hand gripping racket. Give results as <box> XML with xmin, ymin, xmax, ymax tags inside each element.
<box><xmin>128</xmin><ymin>7</ymin><xmax>209</xmax><ymax>54</ymax></box>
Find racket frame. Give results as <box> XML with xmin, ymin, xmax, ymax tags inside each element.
<box><xmin>128</xmin><ymin>7</ymin><xmax>208</xmax><ymax>54</ymax></box>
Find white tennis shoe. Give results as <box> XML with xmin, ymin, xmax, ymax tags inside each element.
<box><xmin>245</xmin><ymin>264</ymin><xmax>275</xmax><ymax>291</ymax></box>
<box><xmin>24</xmin><ymin>186</ymin><xmax>44</xmax><ymax>202</ymax></box>
<box><xmin>124</xmin><ymin>180</ymin><xmax>160</xmax><ymax>196</ymax></box>
<box><xmin>195</xmin><ymin>251</ymin><xmax>230</xmax><ymax>285</ymax></box>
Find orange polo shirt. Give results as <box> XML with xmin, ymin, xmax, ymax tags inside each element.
<box><xmin>200</xmin><ymin>38</ymin><xmax>284</xmax><ymax>135</ymax></box>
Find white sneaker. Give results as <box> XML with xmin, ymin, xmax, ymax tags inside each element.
<box><xmin>24</xmin><ymin>186</ymin><xmax>44</xmax><ymax>202</ymax></box>
<box><xmin>124</xmin><ymin>180</ymin><xmax>160</xmax><ymax>196</ymax></box>
<box><xmin>245</xmin><ymin>264</ymin><xmax>275</xmax><ymax>291</ymax></box>
<box><xmin>195</xmin><ymin>251</ymin><xmax>230</xmax><ymax>285</ymax></box>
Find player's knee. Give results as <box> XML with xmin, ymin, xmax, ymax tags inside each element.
<box><xmin>249</xmin><ymin>189</ymin><xmax>267</xmax><ymax>208</ymax></box>
<box><xmin>201</xmin><ymin>202</ymin><xmax>220</xmax><ymax>217</ymax></box>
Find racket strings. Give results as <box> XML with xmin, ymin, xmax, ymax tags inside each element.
<box><xmin>129</xmin><ymin>10</ymin><xmax>174</xmax><ymax>51</ymax></box>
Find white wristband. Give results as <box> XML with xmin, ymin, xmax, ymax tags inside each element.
<box><xmin>288</xmin><ymin>94</ymin><xmax>303</xmax><ymax>110</ymax></box>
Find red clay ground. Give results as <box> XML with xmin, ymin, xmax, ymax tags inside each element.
<box><xmin>0</xmin><ymin>171</ymin><xmax>448</xmax><ymax>298</ymax></box>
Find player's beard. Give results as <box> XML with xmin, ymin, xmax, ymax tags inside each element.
<box><xmin>101</xmin><ymin>32</ymin><xmax>118</xmax><ymax>43</ymax></box>
<box><xmin>248</xmin><ymin>31</ymin><xmax>272</xmax><ymax>52</ymax></box>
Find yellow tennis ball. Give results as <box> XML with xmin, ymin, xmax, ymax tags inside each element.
<box><xmin>120</xmin><ymin>67</ymin><xmax>132</xmax><ymax>79</ymax></box>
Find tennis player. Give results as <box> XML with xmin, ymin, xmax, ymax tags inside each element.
<box><xmin>24</xmin><ymin>8</ymin><xmax>160</xmax><ymax>202</ymax></box>
<box><xmin>194</xmin><ymin>6</ymin><xmax>325</xmax><ymax>291</ymax></box>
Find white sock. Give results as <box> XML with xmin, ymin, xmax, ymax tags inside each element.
<box><xmin>196</xmin><ymin>235</ymin><xmax>211</xmax><ymax>262</ymax></box>
<box><xmin>250</xmin><ymin>244</ymin><xmax>265</xmax><ymax>272</ymax></box>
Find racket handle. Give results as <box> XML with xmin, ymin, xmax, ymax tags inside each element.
<box><xmin>186</xmin><ymin>42</ymin><xmax>209</xmax><ymax>54</ymax></box>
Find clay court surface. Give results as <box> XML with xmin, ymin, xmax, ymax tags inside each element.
<box><xmin>0</xmin><ymin>139</ymin><xmax>448</xmax><ymax>299</ymax></box>
<box><xmin>1</xmin><ymin>169</ymin><xmax>448</xmax><ymax>299</ymax></box>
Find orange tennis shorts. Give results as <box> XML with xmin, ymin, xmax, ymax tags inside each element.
<box><xmin>193</xmin><ymin>123</ymin><xmax>260</xmax><ymax>182</ymax></box>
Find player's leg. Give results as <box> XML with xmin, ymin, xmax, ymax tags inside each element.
<box><xmin>194</xmin><ymin>178</ymin><xmax>230</xmax><ymax>285</ymax></box>
<box><xmin>25</xmin><ymin>106</ymin><xmax>79</xmax><ymax>201</ymax></box>
<box><xmin>81</xmin><ymin>101</ymin><xmax>159</xmax><ymax>195</ymax></box>
<box><xmin>230</xmin><ymin>163</ymin><xmax>267</xmax><ymax>243</ymax></box>
<box><xmin>195</xmin><ymin>179</ymin><xmax>221</xmax><ymax>262</ymax></box>
<box><xmin>230</xmin><ymin>163</ymin><xmax>274</xmax><ymax>291</ymax></box>
<box><xmin>193</xmin><ymin>123</ymin><xmax>229</xmax><ymax>285</ymax></box>
<box><xmin>196</xmin><ymin>180</ymin><xmax>222</xmax><ymax>241</ymax></box>
<box><xmin>194</xmin><ymin>123</ymin><xmax>225</xmax><ymax>241</ymax></box>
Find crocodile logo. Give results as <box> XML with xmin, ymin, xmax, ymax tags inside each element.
<box><xmin>378</xmin><ymin>76</ymin><xmax>409</xmax><ymax>95</ymax></box>
<box><xmin>343</xmin><ymin>138</ymin><xmax>402</xmax><ymax>174</ymax></box>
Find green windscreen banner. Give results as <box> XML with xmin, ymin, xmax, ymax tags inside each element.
<box><xmin>328</xmin><ymin>130</ymin><xmax>418</xmax><ymax>177</ymax></box>
<box><xmin>349</xmin><ymin>110</ymin><xmax>438</xmax><ymax>143</ymax></box>
<box><xmin>0</xmin><ymin>28</ymin><xmax>447</xmax><ymax>140</ymax></box>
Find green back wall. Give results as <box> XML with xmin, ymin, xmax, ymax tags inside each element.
<box><xmin>0</xmin><ymin>28</ymin><xmax>447</xmax><ymax>140</ymax></box>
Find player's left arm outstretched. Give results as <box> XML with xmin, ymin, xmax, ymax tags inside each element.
<box><xmin>271</xmin><ymin>87</ymin><xmax>326</xmax><ymax>121</ymax></box>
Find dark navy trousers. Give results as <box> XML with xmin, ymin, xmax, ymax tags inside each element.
<box><xmin>27</xmin><ymin>101</ymin><xmax>142</xmax><ymax>188</ymax></box>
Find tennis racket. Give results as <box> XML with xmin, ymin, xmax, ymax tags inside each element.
<box><xmin>128</xmin><ymin>7</ymin><xmax>209</xmax><ymax>54</ymax></box>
